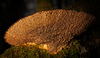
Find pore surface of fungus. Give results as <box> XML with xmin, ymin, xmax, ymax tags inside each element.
<box><xmin>4</xmin><ymin>9</ymin><xmax>95</xmax><ymax>54</ymax></box>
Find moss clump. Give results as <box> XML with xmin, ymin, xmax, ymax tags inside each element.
<box><xmin>37</xmin><ymin>0</ymin><xmax>54</xmax><ymax>12</ymax></box>
<box><xmin>0</xmin><ymin>40</ymin><xmax>80</xmax><ymax>58</ymax></box>
<box><xmin>0</xmin><ymin>45</ymin><xmax>49</xmax><ymax>58</ymax></box>
<box><xmin>55</xmin><ymin>40</ymin><xmax>80</xmax><ymax>58</ymax></box>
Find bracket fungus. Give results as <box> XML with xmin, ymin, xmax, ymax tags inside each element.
<box><xmin>4</xmin><ymin>9</ymin><xmax>95</xmax><ymax>54</ymax></box>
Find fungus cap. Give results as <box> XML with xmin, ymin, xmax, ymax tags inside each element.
<box><xmin>4</xmin><ymin>9</ymin><xmax>95</xmax><ymax>54</ymax></box>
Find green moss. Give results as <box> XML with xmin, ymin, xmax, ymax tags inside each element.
<box><xmin>0</xmin><ymin>40</ymin><xmax>80</xmax><ymax>58</ymax></box>
<box><xmin>0</xmin><ymin>45</ymin><xmax>49</xmax><ymax>58</ymax></box>
<box><xmin>55</xmin><ymin>40</ymin><xmax>80</xmax><ymax>58</ymax></box>
<box><xmin>37</xmin><ymin>0</ymin><xmax>54</xmax><ymax>12</ymax></box>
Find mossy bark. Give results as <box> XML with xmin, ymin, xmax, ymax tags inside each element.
<box><xmin>0</xmin><ymin>40</ymin><xmax>80</xmax><ymax>58</ymax></box>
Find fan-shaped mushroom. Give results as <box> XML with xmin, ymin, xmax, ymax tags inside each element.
<box><xmin>4</xmin><ymin>9</ymin><xmax>95</xmax><ymax>54</ymax></box>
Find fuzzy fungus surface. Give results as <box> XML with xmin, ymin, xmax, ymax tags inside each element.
<box><xmin>4</xmin><ymin>9</ymin><xmax>95</xmax><ymax>54</ymax></box>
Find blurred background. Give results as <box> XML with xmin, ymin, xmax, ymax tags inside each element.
<box><xmin>0</xmin><ymin>0</ymin><xmax>100</xmax><ymax>57</ymax></box>
<box><xmin>0</xmin><ymin>0</ymin><xmax>75</xmax><ymax>55</ymax></box>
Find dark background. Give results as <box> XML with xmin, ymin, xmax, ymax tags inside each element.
<box><xmin>0</xmin><ymin>0</ymin><xmax>72</xmax><ymax>55</ymax></box>
<box><xmin>0</xmin><ymin>0</ymin><xmax>100</xmax><ymax>57</ymax></box>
